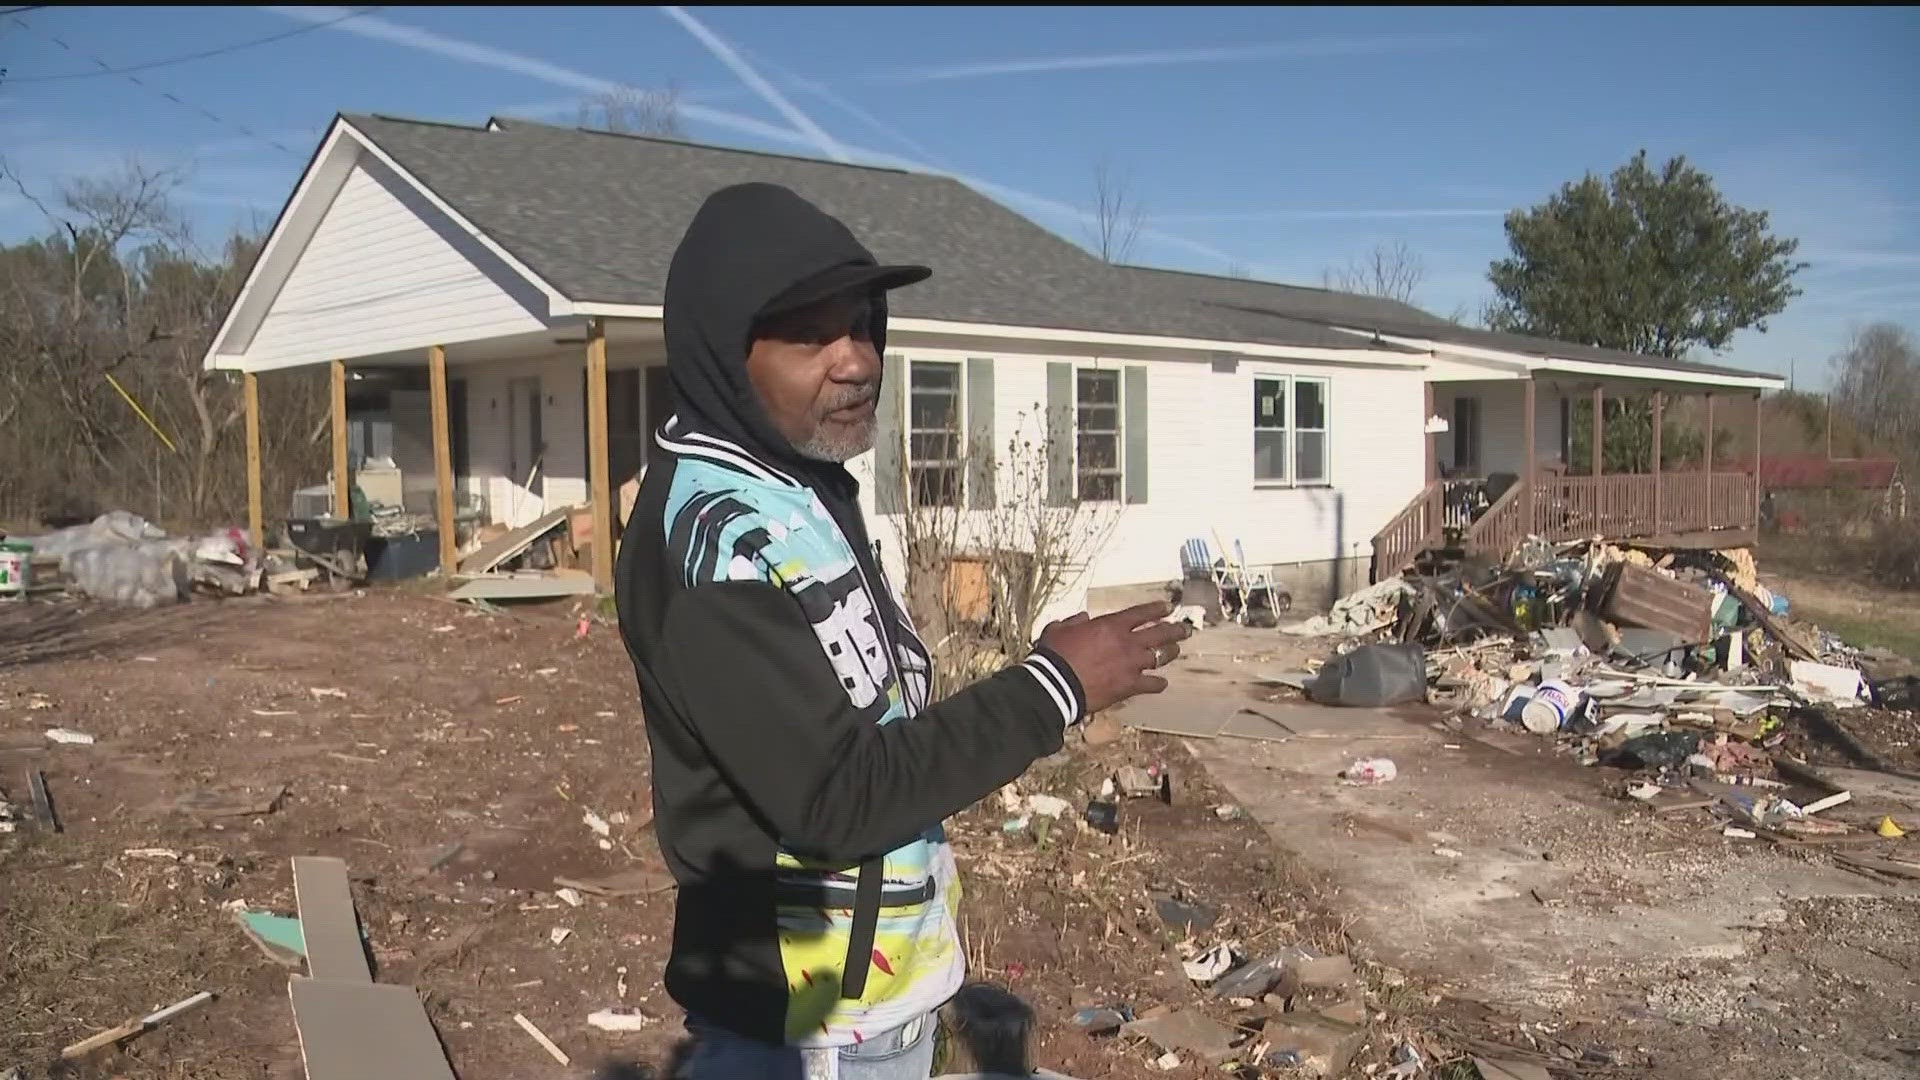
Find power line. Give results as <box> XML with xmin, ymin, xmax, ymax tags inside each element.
<box><xmin>6</xmin><ymin>14</ymin><xmax>309</xmax><ymax>156</ymax></box>
<box><xmin>8</xmin><ymin>7</ymin><xmax>381</xmax><ymax>82</ymax></box>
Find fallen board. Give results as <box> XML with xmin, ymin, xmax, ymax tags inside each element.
<box><xmin>292</xmin><ymin>857</ymin><xmax>371</xmax><ymax>983</ymax></box>
<box><xmin>289</xmin><ymin>978</ymin><xmax>456</xmax><ymax>1080</ymax></box>
<box><xmin>449</xmin><ymin>573</ymin><xmax>597</xmax><ymax>602</ymax></box>
<box><xmin>457</xmin><ymin>506</ymin><xmax>571</xmax><ymax>576</ymax></box>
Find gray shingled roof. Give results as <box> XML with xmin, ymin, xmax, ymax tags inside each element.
<box><xmin>341</xmin><ymin>114</ymin><xmax>1404</xmax><ymax>353</ymax></box>
<box><xmin>1123</xmin><ymin>265</ymin><xmax>1783</xmax><ymax>382</ymax></box>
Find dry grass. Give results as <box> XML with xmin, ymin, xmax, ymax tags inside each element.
<box><xmin>0</xmin><ymin>835</ymin><xmax>260</xmax><ymax>1078</ymax></box>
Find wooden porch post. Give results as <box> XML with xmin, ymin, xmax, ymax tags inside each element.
<box><xmin>244</xmin><ymin>372</ymin><xmax>263</xmax><ymax>551</ymax></box>
<box><xmin>1423</xmin><ymin>381</ymin><xmax>1436</xmax><ymax>483</ymax></box>
<box><xmin>429</xmin><ymin>344</ymin><xmax>457</xmax><ymax>578</ymax></box>
<box><xmin>1522</xmin><ymin>379</ymin><xmax>1537</xmax><ymax>533</ymax></box>
<box><xmin>1752</xmin><ymin>391</ymin><xmax>1763</xmax><ymax>532</ymax></box>
<box><xmin>330</xmin><ymin>360</ymin><xmax>350</xmax><ymax>518</ymax></box>
<box><xmin>586</xmin><ymin>317</ymin><xmax>615</xmax><ymax>593</ymax></box>
<box><xmin>1651</xmin><ymin>390</ymin><xmax>1664</xmax><ymax>535</ymax></box>
<box><xmin>1704</xmin><ymin>392</ymin><xmax>1714</xmax><ymax>527</ymax></box>
<box><xmin>1590</xmin><ymin>385</ymin><xmax>1603</xmax><ymax>478</ymax></box>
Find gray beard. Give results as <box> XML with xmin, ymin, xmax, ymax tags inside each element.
<box><xmin>794</xmin><ymin>416</ymin><xmax>877</xmax><ymax>463</ymax></box>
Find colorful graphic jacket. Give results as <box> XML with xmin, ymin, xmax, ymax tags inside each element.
<box><xmin>618</xmin><ymin>419</ymin><xmax>1085</xmax><ymax>1046</ymax></box>
<box><xmin>615</xmin><ymin>181</ymin><xmax>1086</xmax><ymax>1048</ymax></box>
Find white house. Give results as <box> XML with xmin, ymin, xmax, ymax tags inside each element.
<box><xmin>205</xmin><ymin>114</ymin><xmax>1786</xmax><ymax>608</ymax></box>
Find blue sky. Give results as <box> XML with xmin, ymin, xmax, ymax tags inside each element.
<box><xmin>2</xmin><ymin>5</ymin><xmax>1915</xmax><ymax>386</ymax></box>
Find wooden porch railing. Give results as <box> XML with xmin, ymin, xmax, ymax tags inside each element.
<box><xmin>1370</xmin><ymin>471</ymin><xmax>1760</xmax><ymax>577</ymax></box>
<box><xmin>1370</xmin><ymin>480</ymin><xmax>1446</xmax><ymax>580</ymax></box>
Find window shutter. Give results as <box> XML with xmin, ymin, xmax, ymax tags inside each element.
<box><xmin>1123</xmin><ymin>365</ymin><xmax>1149</xmax><ymax>505</ymax></box>
<box><xmin>966</xmin><ymin>357</ymin><xmax>996</xmax><ymax>510</ymax></box>
<box><xmin>1045</xmin><ymin>361</ymin><xmax>1073</xmax><ymax>507</ymax></box>
<box><xmin>874</xmin><ymin>353</ymin><xmax>906</xmax><ymax>515</ymax></box>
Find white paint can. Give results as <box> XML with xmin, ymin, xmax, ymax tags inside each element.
<box><xmin>1521</xmin><ymin>679</ymin><xmax>1581</xmax><ymax>735</ymax></box>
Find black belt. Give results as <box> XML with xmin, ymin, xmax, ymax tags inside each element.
<box><xmin>841</xmin><ymin>855</ymin><xmax>885</xmax><ymax>999</ymax></box>
<box><xmin>774</xmin><ymin>877</ymin><xmax>936</xmax><ymax>911</ymax></box>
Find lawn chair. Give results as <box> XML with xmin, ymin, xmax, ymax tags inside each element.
<box><xmin>1180</xmin><ymin>537</ymin><xmax>1282</xmax><ymax>626</ymax></box>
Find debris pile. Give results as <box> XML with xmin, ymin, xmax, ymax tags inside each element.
<box><xmin>1304</xmin><ymin>535</ymin><xmax>1915</xmax><ymax>843</ymax></box>
<box><xmin>14</xmin><ymin>511</ymin><xmax>267</xmax><ymax>607</ymax></box>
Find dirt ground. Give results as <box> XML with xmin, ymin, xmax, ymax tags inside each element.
<box><xmin>4</xmin><ymin>576</ymin><xmax>1917</xmax><ymax>1079</ymax></box>
<box><xmin>0</xmin><ymin>591</ymin><xmax>1428</xmax><ymax>1080</ymax></box>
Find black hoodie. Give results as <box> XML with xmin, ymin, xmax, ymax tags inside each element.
<box><xmin>614</xmin><ymin>183</ymin><xmax>1087</xmax><ymax>1047</ymax></box>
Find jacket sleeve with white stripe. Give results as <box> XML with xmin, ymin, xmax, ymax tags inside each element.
<box><xmin>660</xmin><ymin>581</ymin><xmax>1087</xmax><ymax>866</ymax></box>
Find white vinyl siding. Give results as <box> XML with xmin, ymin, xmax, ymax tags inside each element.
<box><xmin>243</xmin><ymin>155</ymin><xmax>551</xmax><ymax>369</ymax></box>
<box><xmin>853</xmin><ymin>340</ymin><xmax>1425</xmax><ymax>593</ymax></box>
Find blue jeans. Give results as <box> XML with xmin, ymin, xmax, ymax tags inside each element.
<box><xmin>681</xmin><ymin>1012</ymin><xmax>937</xmax><ymax>1080</ymax></box>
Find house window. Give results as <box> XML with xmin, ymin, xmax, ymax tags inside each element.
<box><xmin>1254</xmin><ymin>378</ymin><xmax>1287</xmax><ymax>483</ymax></box>
<box><xmin>1076</xmin><ymin>368</ymin><xmax>1122</xmax><ymax>502</ymax></box>
<box><xmin>1253</xmin><ymin>375</ymin><xmax>1331</xmax><ymax>485</ymax></box>
<box><xmin>1295</xmin><ymin>377</ymin><xmax>1328</xmax><ymax>484</ymax></box>
<box><xmin>908</xmin><ymin>360</ymin><xmax>963</xmax><ymax>507</ymax></box>
<box><xmin>1452</xmin><ymin>396</ymin><xmax>1481</xmax><ymax>475</ymax></box>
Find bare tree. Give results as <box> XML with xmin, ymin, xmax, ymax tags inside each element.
<box><xmin>577</xmin><ymin>84</ymin><xmax>686</xmax><ymax>138</ymax></box>
<box><xmin>1323</xmin><ymin>241</ymin><xmax>1426</xmax><ymax>303</ymax></box>
<box><xmin>1087</xmin><ymin>159</ymin><xmax>1144</xmax><ymax>265</ymax></box>
<box><xmin>1224</xmin><ymin>260</ymin><xmax>1253</xmax><ymax>280</ymax></box>
<box><xmin>1832</xmin><ymin>322</ymin><xmax>1919</xmax><ymax>451</ymax></box>
<box><xmin>889</xmin><ymin>405</ymin><xmax>1119</xmax><ymax>702</ymax></box>
<box><xmin>0</xmin><ymin>156</ymin><xmax>325</xmax><ymax>530</ymax></box>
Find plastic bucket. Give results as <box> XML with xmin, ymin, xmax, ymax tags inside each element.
<box><xmin>0</xmin><ymin>542</ymin><xmax>31</xmax><ymax>596</ymax></box>
<box><xmin>1521</xmin><ymin>679</ymin><xmax>1581</xmax><ymax>735</ymax></box>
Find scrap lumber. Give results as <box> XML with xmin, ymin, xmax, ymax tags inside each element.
<box><xmin>458</xmin><ymin>506</ymin><xmax>570</xmax><ymax>575</ymax></box>
<box><xmin>290</xmin><ymin>980</ymin><xmax>457</xmax><ymax>1080</ymax></box>
<box><xmin>61</xmin><ymin>991</ymin><xmax>213</xmax><ymax>1060</ymax></box>
<box><xmin>1593</xmin><ymin>561</ymin><xmax>1714</xmax><ymax>642</ymax></box>
<box><xmin>287</xmin><ymin>856</ymin><xmax>456</xmax><ymax>1080</ymax></box>
<box><xmin>1730</xmin><ymin>584</ymin><xmax>1820</xmax><ymax>660</ymax></box>
<box><xmin>292</xmin><ymin>857</ymin><xmax>371</xmax><ymax>983</ymax></box>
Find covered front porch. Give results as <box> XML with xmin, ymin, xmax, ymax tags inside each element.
<box><xmin>235</xmin><ymin>317</ymin><xmax>668</xmax><ymax>593</ymax></box>
<box><xmin>1373</xmin><ymin>372</ymin><xmax>1765</xmax><ymax>577</ymax></box>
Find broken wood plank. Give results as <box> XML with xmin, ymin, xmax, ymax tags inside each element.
<box><xmin>292</xmin><ymin>857</ymin><xmax>371</xmax><ymax>983</ymax></box>
<box><xmin>28</xmin><ymin>768</ymin><xmax>57</xmax><ymax>832</ymax></box>
<box><xmin>62</xmin><ymin>990</ymin><xmax>213</xmax><ymax>1060</ymax></box>
<box><xmin>458</xmin><ymin>507</ymin><xmax>571</xmax><ymax>575</ymax></box>
<box><xmin>290</xmin><ymin>978</ymin><xmax>455</xmax><ymax>1080</ymax></box>
<box><xmin>1730</xmin><ymin>584</ymin><xmax>1819</xmax><ymax>660</ymax></box>
<box><xmin>448</xmin><ymin>573</ymin><xmax>597</xmax><ymax>602</ymax></box>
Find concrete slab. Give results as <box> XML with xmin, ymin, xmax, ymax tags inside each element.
<box><xmin>1167</xmin><ymin>656</ymin><xmax>1909</xmax><ymax>1016</ymax></box>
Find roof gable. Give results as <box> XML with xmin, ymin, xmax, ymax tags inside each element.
<box><xmin>338</xmin><ymin>115</ymin><xmax>1392</xmax><ymax>353</ymax></box>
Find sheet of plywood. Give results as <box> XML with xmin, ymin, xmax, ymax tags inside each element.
<box><xmin>448</xmin><ymin>574</ymin><xmax>597</xmax><ymax>601</ymax></box>
<box><xmin>457</xmin><ymin>506</ymin><xmax>570</xmax><ymax>575</ymax></box>
<box><xmin>292</xmin><ymin>857</ymin><xmax>370</xmax><ymax>983</ymax></box>
<box><xmin>290</xmin><ymin>978</ymin><xmax>455</xmax><ymax>1080</ymax></box>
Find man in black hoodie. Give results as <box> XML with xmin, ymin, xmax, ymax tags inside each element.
<box><xmin>616</xmin><ymin>182</ymin><xmax>1188</xmax><ymax>1079</ymax></box>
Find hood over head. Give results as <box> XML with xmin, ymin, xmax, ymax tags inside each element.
<box><xmin>661</xmin><ymin>182</ymin><xmax>929</xmax><ymax>485</ymax></box>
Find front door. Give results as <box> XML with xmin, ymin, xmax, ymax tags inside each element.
<box><xmin>1451</xmin><ymin>395</ymin><xmax>1482</xmax><ymax>476</ymax></box>
<box><xmin>507</xmin><ymin>376</ymin><xmax>546</xmax><ymax>524</ymax></box>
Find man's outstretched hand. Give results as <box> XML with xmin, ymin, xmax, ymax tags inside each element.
<box><xmin>1036</xmin><ymin>601</ymin><xmax>1193</xmax><ymax>716</ymax></box>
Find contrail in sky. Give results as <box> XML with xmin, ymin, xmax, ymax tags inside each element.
<box><xmin>884</xmin><ymin>31</ymin><xmax>1497</xmax><ymax>83</ymax></box>
<box><xmin>260</xmin><ymin>6</ymin><xmax>1246</xmax><ymax>269</ymax></box>
<box><xmin>656</xmin><ymin>6</ymin><xmax>846</xmax><ymax>163</ymax></box>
